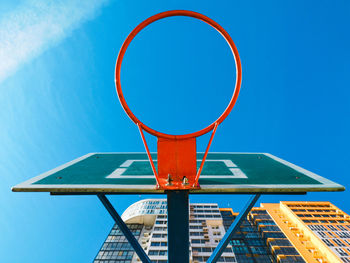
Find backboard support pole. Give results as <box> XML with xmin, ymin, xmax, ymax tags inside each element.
<box><xmin>97</xmin><ymin>194</ymin><xmax>151</xmax><ymax>263</ymax></box>
<box><xmin>207</xmin><ymin>194</ymin><xmax>261</xmax><ymax>263</ymax></box>
<box><xmin>166</xmin><ymin>190</ymin><xmax>190</xmax><ymax>263</ymax></box>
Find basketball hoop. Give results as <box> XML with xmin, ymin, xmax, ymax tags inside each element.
<box><xmin>115</xmin><ymin>10</ymin><xmax>242</xmax><ymax>190</ymax></box>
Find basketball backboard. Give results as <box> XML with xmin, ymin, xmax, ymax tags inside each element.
<box><xmin>12</xmin><ymin>152</ymin><xmax>344</xmax><ymax>194</ymax></box>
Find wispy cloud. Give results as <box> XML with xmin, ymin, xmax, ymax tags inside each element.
<box><xmin>0</xmin><ymin>0</ymin><xmax>109</xmax><ymax>83</ymax></box>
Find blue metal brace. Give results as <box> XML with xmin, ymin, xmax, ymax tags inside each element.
<box><xmin>97</xmin><ymin>194</ymin><xmax>151</xmax><ymax>263</ymax></box>
<box><xmin>207</xmin><ymin>194</ymin><xmax>261</xmax><ymax>263</ymax></box>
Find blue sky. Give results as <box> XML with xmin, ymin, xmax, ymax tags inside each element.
<box><xmin>1</xmin><ymin>0</ymin><xmax>349</xmax><ymax>262</ymax></box>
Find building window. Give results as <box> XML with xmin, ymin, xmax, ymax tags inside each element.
<box><xmin>274</xmin><ymin>247</ymin><xmax>299</xmax><ymax>255</ymax></box>
<box><xmin>334</xmin><ymin>247</ymin><xmax>348</xmax><ymax>257</ymax></box>
<box><xmin>191</xmin><ymin>239</ymin><xmax>206</xmax><ymax>244</ymax></box>
<box><xmin>322</xmin><ymin>239</ymin><xmax>334</xmax><ymax>247</ymax></box>
<box><xmin>338</xmin><ymin>225</ymin><xmax>348</xmax><ymax>231</ymax></box>
<box><xmin>309</xmin><ymin>225</ymin><xmax>327</xmax><ymax>231</ymax></box>
<box><xmin>151</xmin><ymin>242</ymin><xmax>167</xmax><ymax>247</ymax></box>
<box><xmin>337</xmin><ymin>232</ymin><xmax>350</xmax><ymax>238</ymax></box>
<box><xmin>333</xmin><ymin>239</ymin><xmax>346</xmax><ymax>247</ymax></box>
<box><xmin>152</xmin><ymin>233</ymin><xmax>167</xmax><ymax>238</ymax></box>
<box><xmin>154</xmin><ymin>227</ymin><xmax>167</xmax><ymax>231</ymax></box>
<box><xmin>341</xmin><ymin>257</ymin><xmax>350</xmax><ymax>263</ymax></box>
<box><xmin>343</xmin><ymin>239</ymin><xmax>350</xmax><ymax>246</ymax></box>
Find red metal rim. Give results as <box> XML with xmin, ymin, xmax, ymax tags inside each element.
<box><xmin>115</xmin><ymin>10</ymin><xmax>242</xmax><ymax>139</ymax></box>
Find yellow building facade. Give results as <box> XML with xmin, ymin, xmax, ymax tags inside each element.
<box><xmin>260</xmin><ymin>201</ymin><xmax>350</xmax><ymax>263</ymax></box>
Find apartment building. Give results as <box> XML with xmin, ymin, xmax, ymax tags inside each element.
<box><xmin>93</xmin><ymin>200</ymin><xmax>350</xmax><ymax>263</ymax></box>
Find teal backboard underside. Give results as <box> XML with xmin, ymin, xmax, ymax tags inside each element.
<box><xmin>12</xmin><ymin>153</ymin><xmax>345</xmax><ymax>194</ymax></box>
